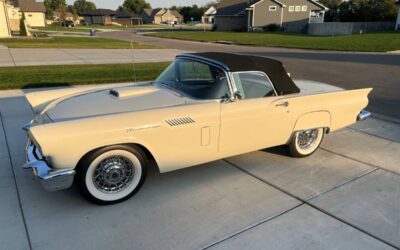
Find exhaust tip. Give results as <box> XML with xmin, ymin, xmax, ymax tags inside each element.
<box><xmin>357</xmin><ymin>110</ymin><xmax>371</xmax><ymax>121</ymax></box>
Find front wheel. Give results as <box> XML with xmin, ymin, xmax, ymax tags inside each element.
<box><xmin>288</xmin><ymin>128</ymin><xmax>324</xmax><ymax>158</ymax></box>
<box><xmin>76</xmin><ymin>145</ymin><xmax>147</xmax><ymax>205</ymax></box>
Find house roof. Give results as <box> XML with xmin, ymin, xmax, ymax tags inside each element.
<box><xmin>204</xmin><ymin>6</ymin><xmax>217</xmax><ymax>16</ymax></box>
<box><xmin>169</xmin><ymin>10</ymin><xmax>183</xmax><ymax>18</ymax></box>
<box><xmin>181</xmin><ymin>52</ymin><xmax>300</xmax><ymax>95</ymax></box>
<box><xmin>216</xmin><ymin>0</ymin><xmax>327</xmax><ymax>15</ymax></box>
<box><xmin>13</xmin><ymin>0</ymin><xmax>45</xmax><ymax>12</ymax></box>
<box><xmin>53</xmin><ymin>11</ymin><xmax>74</xmax><ymax>18</ymax></box>
<box><xmin>249</xmin><ymin>0</ymin><xmax>286</xmax><ymax>8</ymax></box>
<box><xmin>308</xmin><ymin>0</ymin><xmax>329</xmax><ymax>10</ymax></box>
<box><xmin>142</xmin><ymin>8</ymin><xmax>161</xmax><ymax>17</ymax></box>
<box><xmin>155</xmin><ymin>8</ymin><xmax>183</xmax><ymax>18</ymax></box>
<box><xmin>216</xmin><ymin>0</ymin><xmax>249</xmax><ymax>16</ymax></box>
<box><xmin>116</xmin><ymin>11</ymin><xmax>141</xmax><ymax>18</ymax></box>
<box><xmin>155</xmin><ymin>8</ymin><xmax>167</xmax><ymax>16</ymax></box>
<box><xmin>80</xmin><ymin>9</ymin><xmax>116</xmax><ymax>16</ymax></box>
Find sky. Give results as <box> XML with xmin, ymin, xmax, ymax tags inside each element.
<box><xmin>66</xmin><ymin>0</ymin><xmax>208</xmax><ymax>9</ymax></box>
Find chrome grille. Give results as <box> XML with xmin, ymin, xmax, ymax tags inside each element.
<box><xmin>165</xmin><ymin>117</ymin><xmax>195</xmax><ymax>126</ymax></box>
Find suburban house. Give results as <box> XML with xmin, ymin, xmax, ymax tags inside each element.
<box><xmin>12</xmin><ymin>0</ymin><xmax>45</xmax><ymax>27</ymax></box>
<box><xmin>80</xmin><ymin>9</ymin><xmax>116</xmax><ymax>25</ymax></box>
<box><xmin>202</xmin><ymin>6</ymin><xmax>216</xmax><ymax>24</ymax></box>
<box><xmin>0</xmin><ymin>0</ymin><xmax>12</xmax><ymax>37</ymax></box>
<box><xmin>115</xmin><ymin>11</ymin><xmax>143</xmax><ymax>26</ymax></box>
<box><xmin>153</xmin><ymin>8</ymin><xmax>183</xmax><ymax>24</ymax></box>
<box><xmin>52</xmin><ymin>11</ymin><xmax>83</xmax><ymax>24</ymax></box>
<box><xmin>211</xmin><ymin>0</ymin><xmax>328</xmax><ymax>31</ymax></box>
<box><xmin>396</xmin><ymin>0</ymin><xmax>400</xmax><ymax>30</ymax></box>
<box><xmin>140</xmin><ymin>8</ymin><xmax>160</xmax><ymax>24</ymax></box>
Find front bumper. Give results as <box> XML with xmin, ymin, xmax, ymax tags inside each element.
<box><xmin>23</xmin><ymin>139</ymin><xmax>75</xmax><ymax>192</ymax></box>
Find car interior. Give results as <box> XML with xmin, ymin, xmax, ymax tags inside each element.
<box><xmin>155</xmin><ymin>59</ymin><xmax>276</xmax><ymax>100</ymax></box>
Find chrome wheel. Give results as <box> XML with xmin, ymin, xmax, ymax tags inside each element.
<box><xmin>289</xmin><ymin>128</ymin><xmax>324</xmax><ymax>158</ymax></box>
<box><xmin>297</xmin><ymin>129</ymin><xmax>319</xmax><ymax>149</ymax></box>
<box><xmin>81</xmin><ymin>148</ymin><xmax>145</xmax><ymax>204</ymax></box>
<box><xmin>93</xmin><ymin>156</ymin><xmax>135</xmax><ymax>194</ymax></box>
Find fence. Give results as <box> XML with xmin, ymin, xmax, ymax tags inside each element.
<box><xmin>307</xmin><ymin>22</ymin><xmax>395</xmax><ymax>36</ymax></box>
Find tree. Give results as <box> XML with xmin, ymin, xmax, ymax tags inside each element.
<box><xmin>118</xmin><ymin>0</ymin><xmax>151</xmax><ymax>13</ymax></box>
<box><xmin>73</xmin><ymin>0</ymin><xmax>97</xmax><ymax>13</ymax></box>
<box><xmin>19</xmin><ymin>11</ymin><xmax>27</xmax><ymax>36</ymax></box>
<box><xmin>338</xmin><ymin>0</ymin><xmax>397</xmax><ymax>22</ymax></box>
<box><xmin>169</xmin><ymin>5</ymin><xmax>206</xmax><ymax>22</ymax></box>
<box><xmin>44</xmin><ymin>0</ymin><xmax>67</xmax><ymax>18</ymax></box>
<box><xmin>318</xmin><ymin>0</ymin><xmax>342</xmax><ymax>21</ymax></box>
<box><xmin>71</xmin><ymin>7</ymin><xmax>79</xmax><ymax>21</ymax></box>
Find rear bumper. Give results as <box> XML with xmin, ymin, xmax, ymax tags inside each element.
<box><xmin>23</xmin><ymin>139</ymin><xmax>75</xmax><ymax>192</ymax></box>
<box><xmin>357</xmin><ymin>110</ymin><xmax>371</xmax><ymax>121</ymax></box>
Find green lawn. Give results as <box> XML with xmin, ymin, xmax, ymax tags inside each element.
<box><xmin>0</xmin><ymin>62</ymin><xmax>170</xmax><ymax>90</ymax></box>
<box><xmin>146</xmin><ymin>31</ymin><xmax>400</xmax><ymax>52</ymax></box>
<box><xmin>0</xmin><ymin>36</ymin><xmax>160</xmax><ymax>49</ymax></box>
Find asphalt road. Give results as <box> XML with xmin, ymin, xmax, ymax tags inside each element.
<box><xmin>100</xmin><ymin>31</ymin><xmax>400</xmax><ymax>120</ymax></box>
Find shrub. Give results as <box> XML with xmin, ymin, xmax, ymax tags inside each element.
<box><xmin>19</xmin><ymin>11</ymin><xmax>28</xmax><ymax>36</ymax></box>
<box><xmin>263</xmin><ymin>23</ymin><xmax>280</xmax><ymax>32</ymax></box>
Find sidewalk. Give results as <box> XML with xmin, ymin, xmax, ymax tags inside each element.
<box><xmin>0</xmin><ymin>48</ymin><xmax>188</xmax><ymax>67</ymax></box>
<box><xmin>0</xmin><ymin>84</ymin><xmax>399</xmax><ymax>250</ymax></box>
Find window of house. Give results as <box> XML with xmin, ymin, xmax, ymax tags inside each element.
<box><xmin>301</xmin><ymin>5</ymin><xmax>308</xmax><ymax>12</ymax></box>
<box><xmin>295</xmin><ymin>6</ymin><xmax>301</xmax><ymax>12</ymax></box>
<box><xmin>269</xmin><ymin>6</ymin><xmax>277</xmax><ymax>11</ymax></box>
<box><xmin>232</xmin><ymin>72</ymin><xmax>276</xmax><ymax>99</ymax></box>
<box><xmin>28</xmin><ymin>14</ymin><xmax>32</xmax><ymax>17</ymax></box>
<box><xmin>288</xmin><ymin>6</ymin><xmax>294</xmax><ymax>12</ymax></box>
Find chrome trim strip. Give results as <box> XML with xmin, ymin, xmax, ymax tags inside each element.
<box><xmin>357</xmin><ymin>110</ymin><xmax>371</xmax><ymax>121</ymax></box>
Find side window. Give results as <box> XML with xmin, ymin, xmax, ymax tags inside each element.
<box><xmin>232</xmin><ymin>72</ymin><xmax>275</xmax><ymax>99</ymax></box>
<box><xmin>155</xmin><ymin>59</ymin><xmax>230</xmax><ymax>100</ymax></box>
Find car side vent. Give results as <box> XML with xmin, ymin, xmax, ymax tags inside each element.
<box><xmin>165</xmin><ymin>117</ymin><xmax>195</xmax><ymax>126</ymax></box>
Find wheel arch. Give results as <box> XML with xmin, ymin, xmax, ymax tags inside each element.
<box><xmin>292</xmin><ymin>111</ymin><xmax>331</xmax><ymax>134</ymax></box>
<box><xmin>76</xmin><ymin>143</ymin><xmax>160</xmax><ymax>173</ymax></box>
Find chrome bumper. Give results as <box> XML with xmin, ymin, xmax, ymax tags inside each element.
<box><xmin>357</xmin><ymin>110</ymin><xmax>371</xmax><ymax>121</ymax></box>
<box><xmin>23</xmin><ymin>139</ymin><xmax>75</xmax><ymax>192</ymax></box>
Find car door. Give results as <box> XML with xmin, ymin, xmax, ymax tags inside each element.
<box><xmin>219</xmin><ymin>71</ymin><xmax>295</xmax><ymax>157</ymax></box>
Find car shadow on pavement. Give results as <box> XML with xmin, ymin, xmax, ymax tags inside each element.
<box><xmin>262</xmin><ymin>146</ymin><xmax>292</xmax><ymax>157</ymax></box>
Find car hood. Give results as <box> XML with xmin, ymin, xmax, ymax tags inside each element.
<box><xmin>44</xmin><ymin>84</ymin><xmax>186</xmax><ymax>122</ymax></box>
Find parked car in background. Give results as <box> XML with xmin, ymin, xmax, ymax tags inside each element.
<box><xmin>22</xmin><ymin>53</ymin><xmax>372</xmax><ymax>205</ymax></box>
<box><xmin>61</xmin><ymin>20</ymin><xmax>75</xmax><ymax>28</ymax></box>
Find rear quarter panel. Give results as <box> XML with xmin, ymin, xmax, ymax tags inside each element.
<box><xmin>285</xmin><ymin>88</ymin><xmax>372</xmax><ymax>132</ymax></box>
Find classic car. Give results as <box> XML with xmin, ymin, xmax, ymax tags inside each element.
<box><xmin>23</xmin><ymin>52</ymin><xmax>372</xmax><ymax>204</ymax></box>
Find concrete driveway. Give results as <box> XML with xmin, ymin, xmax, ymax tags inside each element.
<box><xmin>0</xmin><ymin>86</ymin><xmax>399</xmax><ymax>250</ymax></box>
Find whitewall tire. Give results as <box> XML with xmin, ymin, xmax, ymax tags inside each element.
<box><xmin>288</xmin><ymin>128</ymin><xmax>324</xmax><ymax>158</ymax></box>
<box><xmin>76</xmin><ymin>145</ymin><xmax>147</xmax><ymax>205</ymax></box>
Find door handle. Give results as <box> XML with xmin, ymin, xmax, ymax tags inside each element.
<box><xmin>275</xmin><ymin>101</ymin><xmax>289</xmax><ymax>107</ymax></box>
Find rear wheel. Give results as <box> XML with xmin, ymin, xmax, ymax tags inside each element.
<box><xmin>76</xmin><ymin>145</ymin><xmax>147</xmax><ymax>205</ymax></box>
<box><xmin>288</xmin><ymin>128</ymin><xmax>324</xmax><ymax>158</ymax></box>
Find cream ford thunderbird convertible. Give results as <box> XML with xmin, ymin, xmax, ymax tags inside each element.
<box><xmin>23</xmin><ymin>53</ymin><xmax>372</xmax><ymax>204</ymax></box>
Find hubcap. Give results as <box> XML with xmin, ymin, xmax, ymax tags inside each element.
<box><xmin>92</xmin><ymin>156</ymin><xmax>135</xmax><ymax>194</ymax></box>
<box><xmin>297</xmin><ymin>129</ymin><xmax>319</xmax><ymax>149</ymax></box>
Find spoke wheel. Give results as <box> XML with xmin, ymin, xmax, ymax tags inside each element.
<box><xmin>289</xmin><ymin>128</ymin><xmax>324</xmax><ymax>158</ymax></box>
<box><xmin>76</xmin><ymin>145</ymin><xmax>147</xmax><ymax>205</ymax></box>
<box><xmin>92</xmin><ymin>155</ymin><xmax>135</xmax><ymax>194</ymax></box>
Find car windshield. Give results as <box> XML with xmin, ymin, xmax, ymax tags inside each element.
<box><xmin>155</xmin><ymin>58</ymin><xmax>230</xmax><ymax>100</ymax></box>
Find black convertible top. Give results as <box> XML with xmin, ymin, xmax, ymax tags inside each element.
<box><xmin>180</xmin><ymin>52</ymin><xmax>300</xmax><ymax>95</ymax></box>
